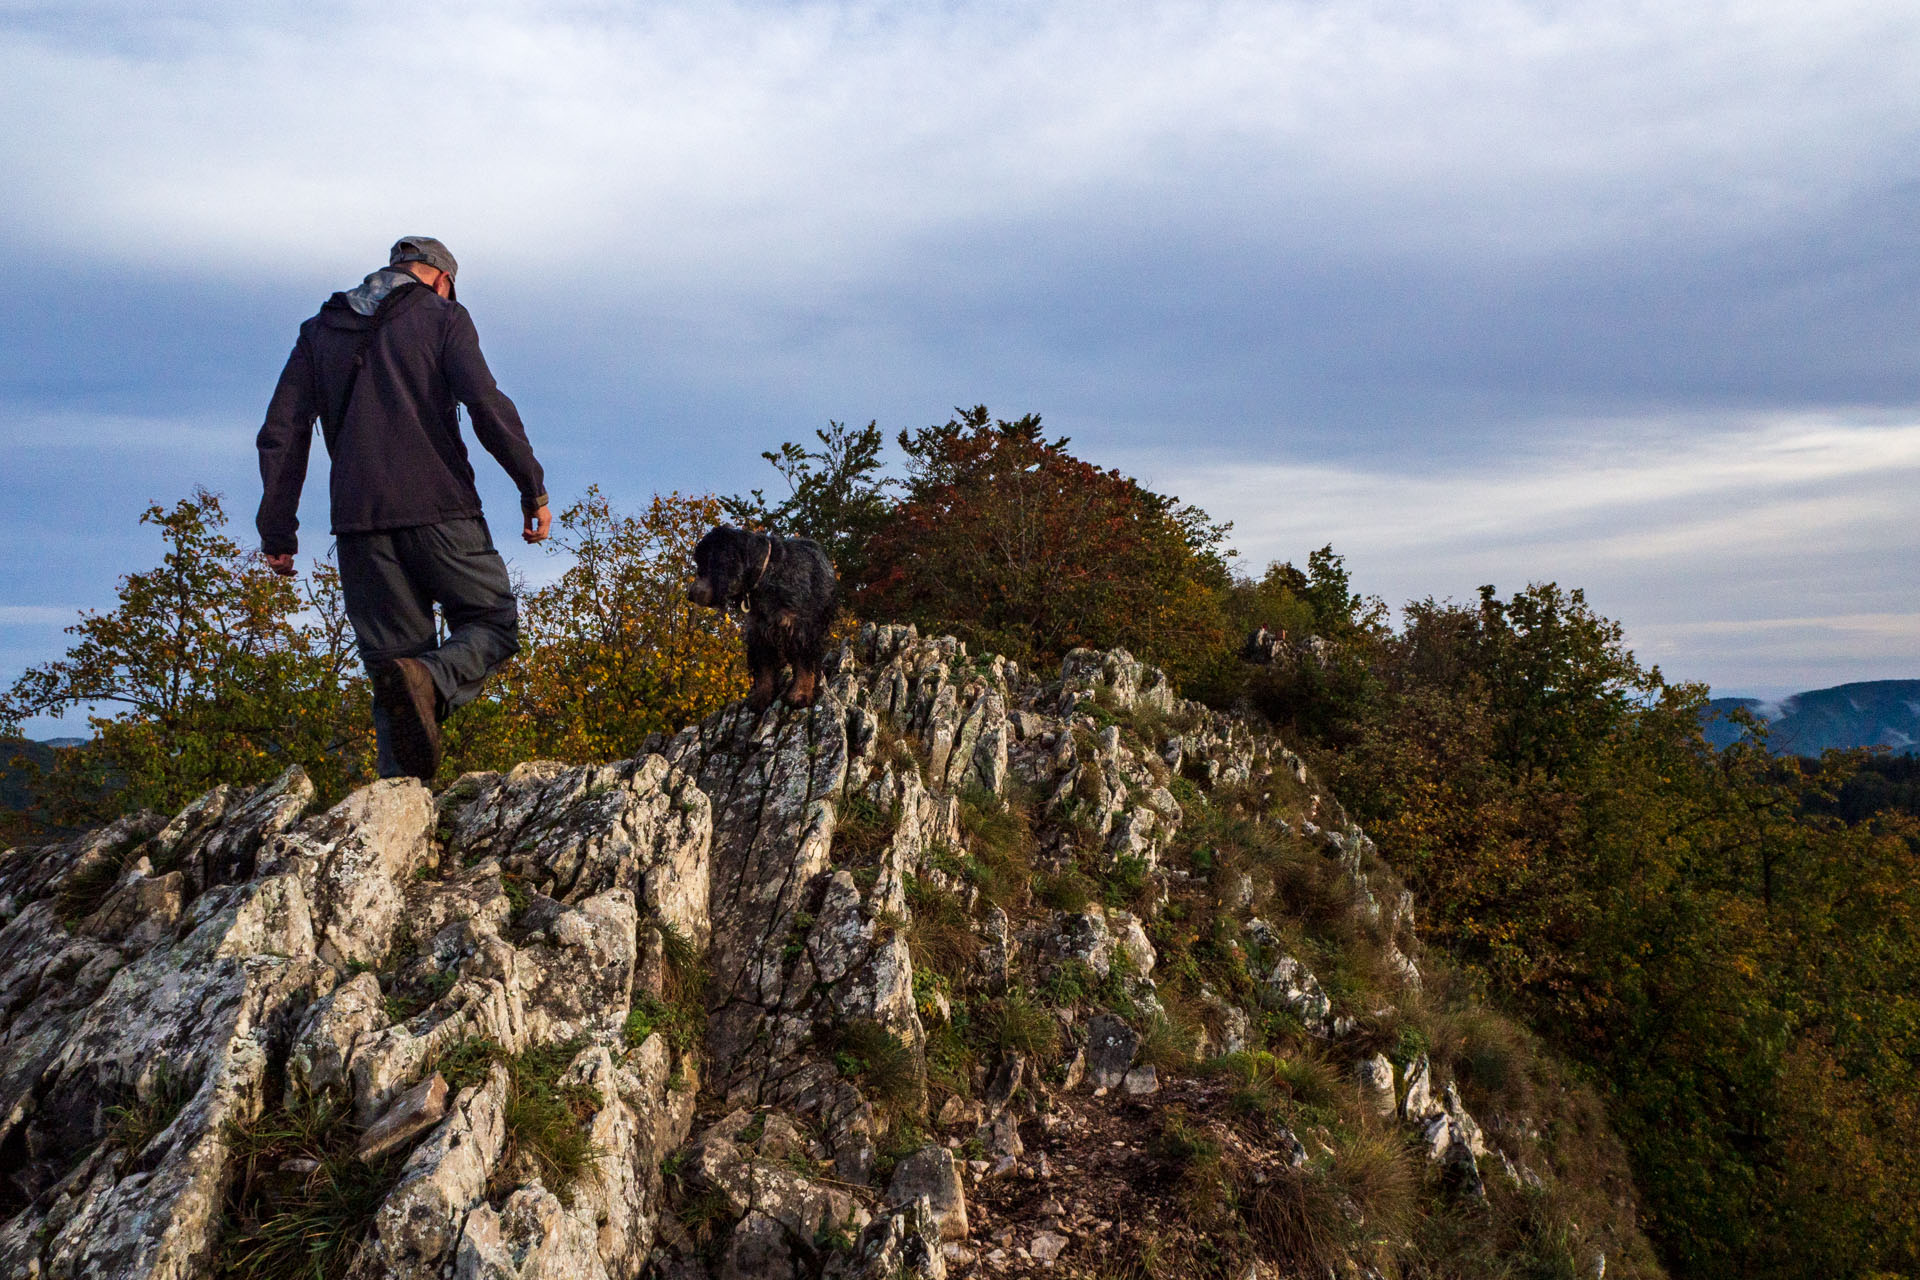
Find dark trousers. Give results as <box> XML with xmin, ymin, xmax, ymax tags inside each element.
<box><xmin>337</xmin><ymin>517</ymin><xmax>519</xmax><ymax>778</ymax></box>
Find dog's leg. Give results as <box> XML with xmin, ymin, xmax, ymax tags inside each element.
<box><xmin>786</xmin><ymin>664</ymin><xmax>818</xmax><ymax>707</ymax></box>
<box><xmin>746</xmin><ymin>630</ymin><xmax>780</xmax><ymax>712</ymax></box>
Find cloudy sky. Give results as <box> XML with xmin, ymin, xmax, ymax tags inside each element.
<box><xmin>4</xmin><ymin>0</ymin><xmax>1918</xmax><ymax>733</ymax></box>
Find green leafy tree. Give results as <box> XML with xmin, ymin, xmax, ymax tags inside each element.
<box><xmin>723</xmin><ymin>420</ymin><xmax>895</xmax><ymax>584</ymax></box>
<box><xmin>0</xmin><ymin>490</ymin><xmax>372</xmax><ymax>823</ymax></box>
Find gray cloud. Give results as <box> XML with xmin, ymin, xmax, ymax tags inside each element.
<box><xmin>3</xmin><ymin>0</ymin><xmax>1918</xmax><ymax>707</ymax></box>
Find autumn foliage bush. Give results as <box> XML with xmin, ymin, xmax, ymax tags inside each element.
<box><xmin>441</xmin><ymin>488</ymin><xmax>746</xmax><ymax>774</ymax></box>
<box><xmin>1282</xmin><ymin>580</ymin><xmax>1920</xmax><ymax>1279</ymax></box>
<box><xmin>853</xmin><ymin>407</ymin><xmax>1234</xmax><ymax>687</ymax></box>
<box><xmin>1</xmin><ymin>487</ymin><xmax>746</xmax><ymax>819</ymax></box>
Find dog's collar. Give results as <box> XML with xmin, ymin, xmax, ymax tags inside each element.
<box><xmin>732</xmin><ymin>534</ymin><xmax>776</xmax><ymax>613</ymax></box>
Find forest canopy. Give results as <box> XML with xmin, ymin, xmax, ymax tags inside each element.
<box><xmin>5</xmin><ymin>410</ymin><xmax>1917</xmax><ymax>1278</ymax></box>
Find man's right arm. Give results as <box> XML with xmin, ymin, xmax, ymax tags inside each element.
<box><xmin>256</xmin><ymin>333</ymin><xmax>318</xmax><ymax>560</ymax></box>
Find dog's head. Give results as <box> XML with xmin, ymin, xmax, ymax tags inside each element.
<box><xmin>687</xmin><ymin>525</ymin><xmax>771</xmax><ymax>609</ymax></box>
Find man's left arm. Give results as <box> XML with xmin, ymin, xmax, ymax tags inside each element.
<box><xmin>442</xmin><ymin>306</ymin><xmax>550</xmax><ymax>542</ymax></box>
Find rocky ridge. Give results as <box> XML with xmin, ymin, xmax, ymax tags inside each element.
<box><xmin>0</xmin><ymin>624</ymin><xmax>1646</xmax><ymax>1278</ymax></box>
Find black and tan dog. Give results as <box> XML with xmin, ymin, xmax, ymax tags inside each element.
<box><xmin>687</xmin><ymin>525</ymin><xmax>838</xmax><ymax>710</ymax></box>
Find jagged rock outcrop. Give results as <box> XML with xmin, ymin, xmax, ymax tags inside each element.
<box><xmin>0</xmin><ymin>755</ymin><xmax>708</xmax><ymax>1280</ymax></box>
<box><xmin>0</xmin><ymin>623</ymin><xmax>1652</xmax><ymax>1279</ymax></box>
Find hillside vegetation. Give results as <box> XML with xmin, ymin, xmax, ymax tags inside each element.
<box><xmin>5</xmin><ymin>408</ymin><xmax>1917</xmax><ymax>1277</ymax></box>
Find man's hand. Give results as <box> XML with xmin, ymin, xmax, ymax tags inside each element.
<box><xmin>524</xmin><ymin>505</ymin><xmax>552</xmax><ymax>544</ymax></box>
<box><xmin>264</xmin><ymin>552</ymin><xmax>297</xmax><ymax>578</ymax></box>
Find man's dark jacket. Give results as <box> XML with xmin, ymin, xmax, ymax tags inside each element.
<box><xmin>256</xmin><ymin>278</ymin><xmax>546</xmax><ymax>556</ymax></box>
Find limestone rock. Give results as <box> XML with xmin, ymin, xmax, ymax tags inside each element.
<box><xmin>844</xmin><ymin>1197</ymin><xmax>948</xmax><ymax>1279</ymax></box>
<box><xmin>1401</xmin><ymin>1055</ymin><xmax>1439</xmax><ymax>1123</ymax></box>
<box><xmin>1355</xmin><ymin>1053</ymin><xmax>1397</xmax><ymax>1119</ymax></box>
<box><xmin>1085</xmin><ymin>1013</ymin><xmax>1138</xmax><ymax>1090</ymax></box>
<box><xmin>718</xmin><ymin>1211</ymin><xmax>798</xmax><ymax>1280</ymax></box>
<box><xmin>1264</xmin><ymin>952</ymin><xmax>1334</xmax><ymax>1035</ymax></box>
<box><xmin>887</xmin><ymin>1146</ymin><xmax>969</xmax><ymax>1241</ymax></box>
<box><xmin>351</xmin><ymin>1063</ymin><xmax>510</xmax><ymax>1280</ymax></box>
<box><xmin>1031</xmin><ymin>1228</ymin><xmax>1070</xmax><ymax>1262</ymax></box>
<box><xmin>0</xmin><ymin>865</ymin><xmax>325</xmax><ymax>1280</ymax></box>
<box><xmin>455</xmin><ymin>1183</ymin><xmax>610</xmax><ymax>1280</ymax></box>
<box><xmin>268</xmin><ymin>778</ymin><xmax>437</xmax><ymax>969</ymax></box>
<box><xmin>290</xmin><ymin>970</ymin><xmax>386</xmax><ymax>1096</ymax></box>
<box><xmin>440</xmin><ymin>755</ymin><xmax>712</xmax><ymax>950</ymax></box>
<box><xmin>358</xmin><ymin>1071</ymin><xmax>449</xmax><ymax>1162</ymax></box>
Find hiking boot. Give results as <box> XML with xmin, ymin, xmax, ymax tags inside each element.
<box><xmin>372</xmin><ymin>657</ymin><xmax>443</xmax><ymax>782</ymax></box>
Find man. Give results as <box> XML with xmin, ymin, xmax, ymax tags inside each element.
<box><xmin>255</xmin><ymin>236</ymin><xmax>552</xmax><ymax>782</ymax></box>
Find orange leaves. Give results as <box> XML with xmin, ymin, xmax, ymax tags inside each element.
<box><xmin>444</xmin><ymin>488</ymin><xmax>747</xmax><ymax>774</ymax></box>
<box><xmin>854</xmin><ymin>407</ymin><xmax>1230</xmax><ymax>684</ymax></box>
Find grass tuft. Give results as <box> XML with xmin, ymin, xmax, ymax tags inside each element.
<box><xmin>216</xmin><ymin>1090</ymin><xmax>406</xmax><ymax>1280</ymax></box>
<box><xmin>1209</xmin><ymin>1049</ymin><xmax>1341</xmax><ymax>1127</ymax></box>
<box><xmin>56</xmin><ymin>839</ymin><xmax>143</xmax><ymax>927</ymax></box>
<box><xmin>421</xmin><ymin>1036</ymin><xmax>601</xmax><ymax>1205</ymax></box>
<box><xmin>977</xmin><ymin>991</ymin><xmax>1060</xmax><ymax>1061</ymax></box>
<box><xmin>105</xmin><ymin>1061</ymin><xmax>197</xmax><ymax>1156</ymax></box>
<box><xmin>957</xmin><ymin>785</ymin><xmax>1036</xmax><ymax>909</ymax></box>
<box><xmin>904</xmin><ymin>875</ymin><xmax>980</xmax><ymax>982</ymax></box>
<box><xmin>1035</xmin><ymin>867</ymin><xmax>1096</xmax><ymax>913</ymax></box>
<box><xmin>1137</xmin><ymin>1004</ymin><xmax>1202</xmax><ymax>1074</ymax></box>
<box><xmin>833</xmin><ymin>791</ymin><xmax>895</xmax><ymax>865</ymax></box>
<box><xmin>832</xmin><ymin>1020</ymin><xmax>921</xmax><ymax>1117</ymax></box>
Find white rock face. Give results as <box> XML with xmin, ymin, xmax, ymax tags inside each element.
<box><xmin>1356</xmin><ymin>1052</ymin><xmax>1398</xmax><ymax>1119</ymax></box>
<box><xmin>272</xmin><ymin>778</ymin><xmax>437</xmax><ymax>969</ymax></box>
<box><xmin>0</xmin><ymin>748</ymin><xmax>712</xmax><ymax>1280</ymax></box>
<box><xmin>887</xmin><ymin>1147</ymin><xmax>969</xmax><ymax>1242</ymax></box>
<box><xmin>352</xmin><ymin>1064</ymin><xmax>511</xmax><ymax>1280</ymax></box>
<box><xmin>1264</xmin><ymin>952</ymin><xmax>1335</xmax><ymax>1035</ymax></box>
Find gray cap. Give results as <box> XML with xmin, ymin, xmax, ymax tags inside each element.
<box><xmin>389</xmin><ymin>235</ymin><xmax>458</xmax><ymax>279</ymax></box>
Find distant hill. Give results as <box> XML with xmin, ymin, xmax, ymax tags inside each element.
<box><xmin>1703</xmin><ymin>680</ymin><xmax>1920</xmax><ymax>755</ymax></box>
<box><xmin>0</xmin><ymin>738</ymin><xmax>58</xmax><ymax>812</ymax></box>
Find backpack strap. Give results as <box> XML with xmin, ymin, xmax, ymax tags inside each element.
<box><xmin>323</xmin><ymin>284</ymin><xmax>419</xmax><ymax>435</ymax></box>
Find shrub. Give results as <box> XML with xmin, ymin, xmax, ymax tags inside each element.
<box><xmin>1101</xmin><ymin>853</ymin><xmax>1154</xmax><ymax>911</ymax></box>
<box><xmin>855</xmin><ymin>408</ymin><xmax>1232</xmax><ymax>686</ymax></box>
<box><xmin>1</xmin><ymin>491</ymin><xmax>375</xmax><ymax>824</ymax></box>
<box><xmin>442</xmin><ymin>489</ymin><xmax>748</xmax><ymax>775</ymax></box>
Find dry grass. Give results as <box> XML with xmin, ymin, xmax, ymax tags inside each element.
<box><xmin>978</xmin><ymin>991</ymin><xmax>1061</xmax><ymax>1061</ymax></box>
<box><xmin>216</xmin><ymin>1089</ymin><xmax>407</xmax><ymax>1280</ymax></box>
<box><xmin>832</xmin><ymin>791</ymin><xmax>895</xmax><ymax>865</ymax></box>
<box><xmin>105</xmin><ymin>1061</ymin><xmax>196</xmax><ymax>1157</ymax></box>
<box><xmin>904</xmin><ymin>875</ymin><xmax>981</xmax><ymax>982</ymax></box>
<box><xmin>958</xmin><ymin>784</ymin><xmax>1036</xmax><ymax>910</ymax></box>
<box><xmin>1137</xmin><ymin>995</ymin><xmax>1204</xmax><ymax>1074</ymax></box>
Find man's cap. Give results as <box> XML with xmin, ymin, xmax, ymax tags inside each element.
<box><xmin>389</xmin><ymin>236</ymin><xmax>458</xmax><ymax>279</ymax></box>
